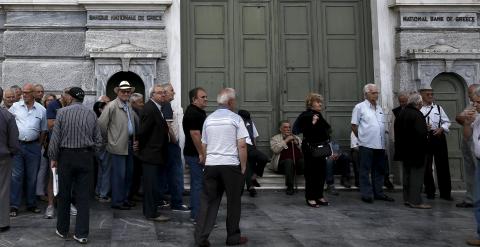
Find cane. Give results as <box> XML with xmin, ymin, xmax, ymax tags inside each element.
<box><xmin>291</xmin><ymin>140</ymin><xmax>297</xmax><ymax>193</ymax></box>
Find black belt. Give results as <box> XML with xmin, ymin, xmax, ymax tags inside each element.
<box><xmin>19</xmin><ymin>139</ymin><xmax>38</xmax><ymax>144</ymax></box>
<box><xmin>60</xmin><ymin>147</ymin><xmax>93</xmax><ymax>152</ymax></box>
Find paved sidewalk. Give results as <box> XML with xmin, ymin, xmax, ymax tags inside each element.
<box><xmin>0</xmin><ymin>191</ymin><xmax>475</xmax><ymax>246</ymax></box>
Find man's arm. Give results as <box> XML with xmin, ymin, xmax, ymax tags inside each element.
<box><xmin>237</xmin><ymin>138</ymin><xmax>247</xmax><ymax>174</ymax></box>
<box><xmin>190</xmin><ymin>130</ymin><xmax>204</xmax><ymax>164</ymax></box>
<box><xmin>351</xmin><ymin>124</ymin><xmax>358</xmax><ymax>138</ymax></box>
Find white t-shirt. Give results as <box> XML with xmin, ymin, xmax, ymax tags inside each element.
<box><xmin>472</xmin><ymin>114</ymin><xmax>480</xmax><ymax>159</ymax></box>
<box><xmin>351</xmin><ymin>100</ymin><xmax>385</xmax><ymax>150</ymax></box>
<box><xmin>245</xmin><ymin>122</ymin><xmax>259</xmax><ymax>145</ymax></box>
<box><xmin>202</xmin><ymin>108</ymin><xmax>249</xmax><ymax>166</ymax></box>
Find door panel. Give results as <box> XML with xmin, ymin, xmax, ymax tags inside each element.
<box><xmin>431</xmin><ymin>73</ymin><xmax>466</xmax><ymax>189</ymax></box>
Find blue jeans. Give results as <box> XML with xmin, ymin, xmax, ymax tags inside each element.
<box><xmin>474</xmin><ymin>158</ymin><xmax>480</xmax><ymax>238</ymax></box>
<box><xmin>11</xmin><ymin>142</ymin><xmax>41</xmax><ymax>209</ymax></box>
<box><xmin>358</xmin><ymin>146</ymin><xmax>385</xmax><ymax>199</ymax></box>
<box><xmin>109</xmin><ymin>144</ymin><xmax>134</xmax><ymax>207</ymax></box>
<box><xmin>185</xmin><ymin>155</ymin><xmax>203</xmax><ymax>220</ymax></box>
<box><xmin>95</xmin><ymin>151</ymin><xmax>111</xmax><ymax>198</ymax></box>
<box><xmin>158</xmin><ymin>143</ymin><xmax>184</xmax><ymax>208</ymax></box>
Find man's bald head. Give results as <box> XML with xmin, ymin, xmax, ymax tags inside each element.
<box><xmin>22</xmin><ymin>83</ymin><xmax>35</xmax><ymax>104</ymax></box>
<box><xmin>468</xmin><ymin>84</ymin><xmax>480</xmax><ymax>101</ymax></box>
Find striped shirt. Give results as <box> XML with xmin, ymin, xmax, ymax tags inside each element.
<box><xmin>48</xmin><ymin>102</ymin><xmax>102</xmax><ymax>160</ymax></box>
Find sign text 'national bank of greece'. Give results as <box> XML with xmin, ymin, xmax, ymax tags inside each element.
<box><xmin>86</xmin><ymin>11</ymin><xmax>166</xmax><ymax>28</ymax></box>
<box><xmin>400</xmin><ymin>12</ymin><xmax>478</xmax><ymax>28</ymax></box>
<box><xmin>89</xmin><ymin>15</ymin><xmax>162</xmax><ymax>21</ymax></box>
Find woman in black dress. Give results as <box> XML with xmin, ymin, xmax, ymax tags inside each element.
<box><xmin>297</xmin><ymin>93</ymin><xmax>331</xmax><ymax>207</ymax></box>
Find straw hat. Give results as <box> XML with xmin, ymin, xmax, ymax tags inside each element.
<box><xmin>114</xmin><ymin>81</ymin><xmax>135</xmax><ymax>93</ymax></box>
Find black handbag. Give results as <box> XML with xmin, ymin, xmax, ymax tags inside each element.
<box><xmin>309</xmin><ymin>142</ymin><xmax>332</xmax><ymax>158</ymax></box>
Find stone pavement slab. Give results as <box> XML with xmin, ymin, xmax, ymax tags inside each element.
<box><xmin>0</xmin><ymin>191</ymin><xmax>475</xmax><ymax>246</ymax></box>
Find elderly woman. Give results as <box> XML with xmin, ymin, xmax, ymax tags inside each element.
<box><xmin>296</xmin><ymin>93</ymin><xmax>331</xmax><ymax>207</ymax></box>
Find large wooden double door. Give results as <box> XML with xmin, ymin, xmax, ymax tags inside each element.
<box><xmin>182</xmin><ymin>0</ymin><xmax>373</xmax><ymax>152</ymax></box>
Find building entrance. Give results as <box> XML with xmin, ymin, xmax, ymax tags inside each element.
<box><xmin>106</xmin><ymin>71</ymin><xmax>145</xmax><ymax>101</ymax></box>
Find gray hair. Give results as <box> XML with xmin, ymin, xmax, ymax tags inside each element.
<box><xmin>407</xmin><ymin>93</ymin><xmax>423</xmax><ymax>106</ymax></box>
<box><xmin>363</xmin><ymin>83</ymin><xmax>377</xmax><ymax>98</ymax></box>
<box><xmin>148</xmin><ymin>83</ymin><xmax>166</xmax><ymax>98</ymax></box>
<box><xmin>397</xmin><ymin>91</ymin><xmax>409</xmax><ymax>98</ymax></box>
<box><xmin>10</xmin><ymin>85</ymin><xmax>21</xmax><ymax>90</ymax></box>
<box><xmin>217</xmin><ymin>88</ymin><xmax>236</xmax><ymax>105</ymax></box>
<box><xmin>475</xmin><ymin>85</ymin><xmax>480</xmax><ymax>97</ymax></box>
<box><xmin>34</xmin><ymin>84</ymin><xmax>44</xmax><ymax>89</ymax></box>
<box><xmin>130</xmin><ymin>93</ymin><xmax>144</xmax><ymax>103</ymax></box>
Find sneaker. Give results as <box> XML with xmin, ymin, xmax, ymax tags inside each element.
<box><xmin>158</xmin><ymin>200</ymin><xmax>170</xmax><ymax>210</ymax></box>
<box><xmin>98</xmin><ymin>196</ymin><xmax>111</xmax><ymax>203</ymax></box>
<box><xmin>27</xmin><ymin>206</ymin><xmax>41</xmax><ymax>214</ymax></box>
<box><xmin>55</xmin><ymin>229</ymin><xmax>67</xmax><ymax>239</ymax></box>
<box><xmin>73</xmin><ymin>235</ymin><xmax>88</xmax><ymax>244</ymax></box>
<box><xmin>326</xmin><ymin>185</ymin><xmax>339</xmax><ymax>196</ymax></box>
<box><xmin>44</xmin><ymin>205</ymin><xmax>55</xmax><ymax>219</ymax></box>
<box><xmin>70</xmin><ymin>204</ymin><xmax>77</xmax><ymax>216</ymax></box>
<box><xmin>172</xmin><ymin>204</ymin><xmax>190</xmax><ymax>212</ymax></box>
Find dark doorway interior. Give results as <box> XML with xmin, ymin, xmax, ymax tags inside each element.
<box><xmin>106</xmin><ymin>71</ymin><xmax>145</xmax><ymax>100</ymax></box>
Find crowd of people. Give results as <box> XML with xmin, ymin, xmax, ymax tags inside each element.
<box><xmin>0</xmin><ymin>81</ymin><xmax>479</xmax><ymax>246</ymax></box>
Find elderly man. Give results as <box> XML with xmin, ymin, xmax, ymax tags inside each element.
<box><xmin>392</xmin><ymin>91</ymin><xmax>409</xmax><ymax>118</ymax></box>
<box><xmin>98</xmin><ymin>81</ymin><xmax>138</xmax><ymax>210</ymax></box>
<box><xmin>269</xmin><ymin>120</ymin><xmax>304</xmax><ymax>195</ymax></box>
<box><xmin>351</xmin><ymin>83</ymin><xmax>394</xmax><ymax>203</ymax></box>
<box><xmin>419</xmin><ymin>85</ymin><xmax>452</xmax><ymax>200</ymax></box>
<box><xmin>10</xmin><ymin>85</ymin><xmax>22</xmax><ymax>102</ymax></box>
<box><xmin>137</xmin><ymin>84</ymin><xmax>170</xmax><ymax>222</ymax></box>
<box><xmin>456</xmin><ymin>84</ymin><xmax>480</xmax><ymax>208</ymax></box>
<box><xmin>128</xmin><ymin>92</ymin><xmax>144</xmax><ymax>201</ymax></box>
<box><xmin>34</xmin><ymin>84</ymin><xmax>45</xmax><ymax>104</ymax></box>
<box><xmin>9</xmin><ymin>83</ymin><xmax>48</xmax><ymax>216</ymax></box>
<box><xmin>183</xmin><ymin>87</ymin><xmax>208</xmax><ymax>223</ymax></box>
<box><xmin>194</xmin><ymin>88</ymin><xmax>248</xmax><ymax>247</ymax></box>
<box><xmin>0</xmin><ymin>87</ymin><xmax>20</xmax><ymax>233</ymax></box>
<box><xmin>48</xmin><ymin>87</ymin><xmax>102</xmax><ymax>244</ymax></box>
<box><xmin>160</xmin><ymin>83</ymin><xmax>189</xmax><ymax>211</ymax></box>
<box><xmin>394</xmin><ymin>93</ymin><xmax>430</xmax><ymax>209</ymax></box>
<box><xmin>463</xmin><ymin>87</ymin><xmax>480</xmax><ymax>246</ymax></box>
<box><xmin>1</xmin><ymin>89</ymin><xmax>15</xmax><ymax>109</ymax></box>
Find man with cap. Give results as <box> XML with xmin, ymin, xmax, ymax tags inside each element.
<box><xmin>49</xmin><ymin>87</ymin><xmax>102</xmax><ymax>244</ymax></box>
<box><xmin>419</xmin><ymin>84</ymin><xmax>452</xmax><ymax>200</ymax></box>
<box><xmin>98</xmin><ymin>81</ymin><xmax>138</xmax><ymax>210</ymax></box>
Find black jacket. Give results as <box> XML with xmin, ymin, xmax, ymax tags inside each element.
<box><xmin>297</xmin><ymin>109</ymin><xmax>331</xmax><ymax>144</ymax></box>
<box><xmin>137</xmin><ymin>100</ymin><xmax>169</xmax><ymax>165</ymax></box>
<box><xmin>392</xmin><ymin>106</ymin><xmax>404</xmax><ymax>118</ymax></box>
<box><xmin>394</xmin><ymin>104</ymin><xmax>428</xmax><ymax>163</ymax></box>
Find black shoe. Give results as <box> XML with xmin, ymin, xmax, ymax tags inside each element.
<box><xmin>248</xmin><ymin>188</ymin><xmax>257</xmax><ymax>197</ymax></box>
<box><xmin>0</xmin><ymin>226</ymin><xmax>10</xmax><ymax>232</ymax></box>
<box><xmin>440</xmin><ymin>196</ymin><xmax>453</xmax><ymax>201</ymax></box>
<box><xmin>111</xmin><ymin>205</ymin><xmax>131</xmax><ymax>210</ymax></box>
<box><xmin>456</xmin><ymin>202</ymin><xmax>474</xmax><ymax>208</ymax></box>
<box><xmin>286</xmin><ymin>187</ymin><xmax>294</xmax><ymax>195</ymax></box>
<box><xmin>27</xmin><ymin>207</ymin><xmax>41</xmax><ymax>213</ymax></box>
<box><xmin>251</xmin><ymin>179</ymin><xmax>261</xmax><ymax>187</ymax></box>
<box><xmin>384</xmin><ymin>179</ymin><xmax>394</xmax><ymax>190</ymax></box>
<box><xmin>340</xmin><ymin>177</ymin><xmax>352</xmax><ymax>188</ymax></box>
<box><xmin>124</xmin><ymin>201</ymin><xmax>136</xmax><ymax>207</ymax></box>
<box><xmin>374</xmin><ymin>194</ymin><xmax>395</xmax><ymax>202</ymax></box>
<box><xmin>361</xmin><ymin>197</ymin><xmax>373</xmax><ymax>203</ymax></box>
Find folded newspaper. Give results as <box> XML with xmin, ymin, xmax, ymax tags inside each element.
<box><xmin>52</xmin><ymin>167</ymin><xmax>59</xmax><ymax>196</ymax></box>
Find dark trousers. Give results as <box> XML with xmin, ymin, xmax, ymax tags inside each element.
<box><xmin>277</xmin><ymin>158</ymin><xmax>304</xmax><ymax>188</ymax></box>
<box><xmin>302</xmin><ymin>147</ymin><xmax>326</xmax><ymax>200</ymax></box>
<box><xmin>351</xmin><ymin>148</ymin><xmax>360</xmax><ymax>186</ymax></box>
<box><xmin>0</xmin><ymin>157</ymin><xmax>11</xmax><ymax>228</ymax></box>
<box><xmin>326</xmin><ymin>154</ymin><xmax>351</xmax><ymax>185</ymax></box>
<box><xmin>245</xmin><ymin>145</ymin><xmax>269</xmax><ymax>189</ymax></box>
<box><xmin>424</xmin><ymin>133</ymin><xmax>451</xmax><ymax>198</ymax></box>
<box><xmin>57</xmin><ymin>150</ymin><xmax>94</xmax><ymax>238</ymax></box>
<box><xmin>195</xmin><ymin>165</ymin><xmax>244</xmax><ymax>245</ymax></box>
<box><xmin>129</xmin><ymin>155</ymin><xmax>143</xmax><ymax>200</ymax></box>
<box><xmin>402</xmin><ymin>159</ymin><xmax>426</xmax><ymax>205</ymax></box>
<box><xmin>358</xmin><ymin>146</ymin><xmax>385</xmax><ymax>199</ymax></box>
<box><xmin>142</xmin><ymin>163</ymin><xmax>163</xmax><ymax>218</ymax></box>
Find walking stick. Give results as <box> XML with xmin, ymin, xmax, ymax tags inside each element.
<box><xmin>291</xmin><ymin>139</ymin><xmax>297</xmax><ymax>193</ymax></box>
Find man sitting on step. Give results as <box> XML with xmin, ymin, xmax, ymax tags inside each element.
<box><xmin>269</xmin><ymin>120</ymin><xmax>304</xmax><ymax>195</ymax></box>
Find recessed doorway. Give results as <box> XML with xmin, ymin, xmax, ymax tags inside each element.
<box><xmin>106</xmin><ymin>71</ymin><xmax>145</xmax><ymax>101</ymax></box>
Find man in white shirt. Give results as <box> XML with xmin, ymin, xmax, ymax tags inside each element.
<box><xmin>419</xmin><ymin>85</ymin><xmax>452</xmax><ymax>200</ymax></box>
<box><xmin>351</xmin><ymin>84</ymin><xmax>394</xmax><ymax>203</ymax></box>
<box><xmin>8</xmin><ymin>83</ymin><xmax>48</xmax><ymax>216</ymax></box>
<box><xmin>194</xmin><ymin>88</ymin><xmax>249</xmax><ymax>247</ymax></box>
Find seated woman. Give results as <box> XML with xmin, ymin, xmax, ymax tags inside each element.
<box><xmin>296</xmin><ymin>93</ymin><xmax>332</xmax><ymax>207</ymax></box>
<box><xmin>269</xmin><ymin>120</ymin><xmax>304</xmax><ymax>195</ymax></box>
<box><xmin>238</xmin><ymin>110</ymin><xmax>270</xmax><ymax>197</ymax></box>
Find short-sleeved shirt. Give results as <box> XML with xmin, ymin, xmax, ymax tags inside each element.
<box><xmin>183</xmin><ymin>104</ymin><xmax>207</xmax><ymax>156</ymax></box>
<box><xmin>351</xmin><ymin>100</ymin><xmax>385</xmax><ymax>150</ymax></box>
<box><xmin>420</xmin><ymin>103</ymin><xmax>451</xmax><ymax>132</ymax></box>
<box><xmin>9</xmin><ymin>100</ymin><xmax>47</xmax><ymax>141</ymax></box>
<box><xmin>201</xmin><ymin>108</ymin><xmax>249</xmax><ymax>166</ymax></box>
<box><xmin>46</xmin><ymin>99</ymin><xmax>62</xmax><ymax>120</ymax></box>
